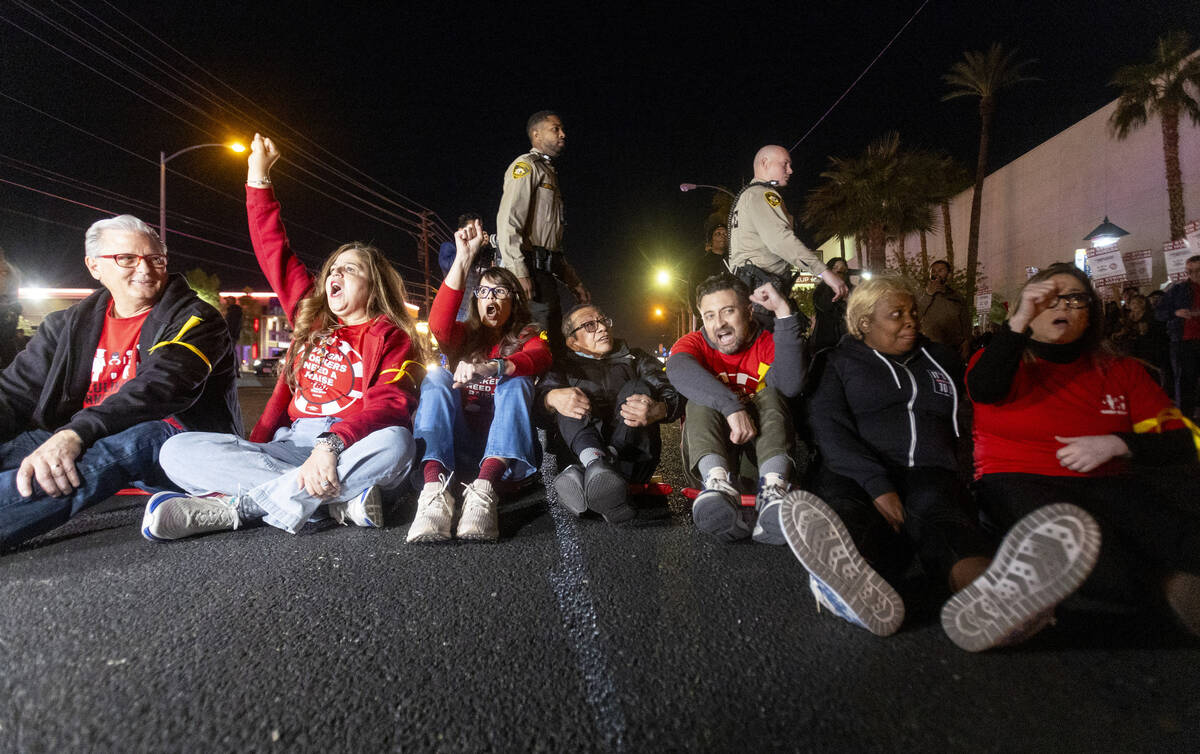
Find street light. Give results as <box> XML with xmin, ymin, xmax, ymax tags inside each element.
<box><xmin>160</xmin><ymin>141</ymin><xmax>246</xmax><ymax>243</ymax></box>
<box><xmin>1083</xmin><ymin>216</ymin><xmax>1129</xmax><ymax>248</ymax></box>
<box><xmin>653</xmin><ymin>266</ymin><xmax>696</xmax><ymax>333</ymax></box>
<box><xmin>679</xmin><ymin>182</ymin><xmax>735</xmax><ymax>198</ymax></box>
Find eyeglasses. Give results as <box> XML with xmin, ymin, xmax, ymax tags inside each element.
<box><xmin>93</xmin><ymin>253</ymin><xmax>168</xmax><ymax>269</ymax></box>
<box><xmin>570</xmin><ymin>316</ymin><xmax>612</xmax><ymax>335</ymax></box>
<box><xmin>1051</xmin><ymin>292</ymin><xmax>1091</xmax><ymax>310</ymax></box>
<box><xmin>474</xmin><ymin>285</ymin><xmax>511</xmax><ymax>300</ymax></box>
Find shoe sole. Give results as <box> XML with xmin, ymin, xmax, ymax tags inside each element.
<box><xmin>752</xmin><ymin>500</ymin><xmax>786</xmax><ymax>545</ymax></box>
<box><xmin>780</xmin><ymin>490</ymin><xmax>904</xmax><ymax>636</ymax></box>
<box><xmin>554</xmin><ymin>468</ymin><xmax>588</xmax><ymax>515</ymax></box>
<box><xmin>407</xmin><ymin>531</ymin><xmax>452</xmax><ymax>543</ymax></box>
<box><xmin>585</xmin><ymin>469</ymin><xmax>635</xmax><ymax>525</ymax></box>
<box><xmin>456</xmin><ymin>531</ymin><xmax>498</xmax><ymax>542</ymax></box>
<box><xmin>141</xmin><ymin>491</ymin><xmax>186</xmax><ymax>542</ymax></box>
<box><xmin>692</xmin><ymin>492</ymin><xmax>751</xmax><ymax>543</ymax></box>
<box><xmin>941</xmin><ymin>503</ymin><xmax>1100</xmax><ymax>652</ymax></box>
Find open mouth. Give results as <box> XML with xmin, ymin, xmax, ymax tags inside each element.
<box><xmin>715</xmin><ymin>328</ymin><xmax>735</xmax><ymax>346</ymax></box>
<box><xmin>1052</xmin><ymin>316</ymin><xmax>1069</xmax><ymax>326</ymax></box>
<box><xmin>485</xmin><ymin>303</ymin><xmax>498</xmax><ymax>318</ymax></box>
<box><xmin>329</xmin><ymin>281</ymin><xmax>343</xmax><ymax>299</ymax></box>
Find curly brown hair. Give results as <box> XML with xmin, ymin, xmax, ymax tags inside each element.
<box><xmin>283</xmin><ymin>242</ymin><xmax>428</xmax><ymax>389</ymax></box>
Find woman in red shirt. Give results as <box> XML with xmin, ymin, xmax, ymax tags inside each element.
<box><xmin>408</xmin><ymin>220</ymin><xmax>551</xmax><ymax>543</ymax></box>
<box><xmin>143</xmin><ymin>134</ymin><xmax>426</xmax><ymax>540</ymax></box>
<box><xmin>957</xmin><ymin>262</ymin><xmax>1200</xmax><ymax>648</ymax></box>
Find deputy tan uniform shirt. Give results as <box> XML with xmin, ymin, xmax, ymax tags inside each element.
<box><xmin>728</xmin><ymin>183</ymin><xmax>825</xmax><ymax>277</ymax></box>
<box><xmin>496</xmin><ymin>149</ymin><xmax>564</xmax><ymax>280</ymax></box>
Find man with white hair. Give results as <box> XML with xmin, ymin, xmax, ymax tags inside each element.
<box><xmin>0</xmin><ymin>215</ymin><xmax>240</xmax><ymax>550</ymax></box>
<box><xmin>728</xmin><ymin>144</ymin><xmax>848</xmax><ymax>324</ymax></box>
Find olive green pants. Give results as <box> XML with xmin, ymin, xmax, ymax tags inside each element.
<box><xmin>680</xmin><ymin>387</ymin><xmax>794</xmax><ymax>489</ymax></box>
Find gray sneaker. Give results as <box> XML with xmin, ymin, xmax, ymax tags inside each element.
<box><xmin>692</xmin><ymin>474</ymin><xmax>749</xmax><ymax>543</ymax></box>
<box><xmin>142</xmin><ymin>492</ymin><xmax>240</xmax><ymax>542</ymax></box>
<box><xmin>780</xmin><ymin>490</ymin><xmax>904</xmax><ymax>636</ymax></box>
<box><xmin>752</xmin><ymin>479</ymin><xmax>790</xmax><ymax>545</ymax></box>
<box><xmin>456</xmin><ymin>480</ymin><xmax>499</xmax><ymax>542</ymax></box>
<box><xmin>941</xmin><ymin>503</ymin><xmax>1100</xmax><ymax>652</ymax></box>
<box><xmin>408</xmin><ymin>474</ymin><xmax>455</xmax><ymax>543</ymax></box>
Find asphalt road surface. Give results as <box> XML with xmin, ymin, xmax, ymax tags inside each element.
<box><xmin>0</xmin><ymin>385</ymin><xmax>1197</xmax><ymax>752</ymax></box>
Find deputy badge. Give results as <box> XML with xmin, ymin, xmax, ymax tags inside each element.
<box><xmin>764</xmin><ymin>191</ymin><xmax>782</xmax><ymax>207</ymax></box>
<box><xmin>512</xmin><ymin>161</ymin><xmax>531</xmax><ymax>179</ymax></box>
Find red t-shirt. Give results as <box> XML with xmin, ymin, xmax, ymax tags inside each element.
<box><xmin>971</xmin><ymin>353</ymin><xmax>1176</xmax><ymax>478</ymax></box>
<box><xmin>670</xmin><ymin>329</ymin><xmax>775</xmax><ymax>396</ymax></box>
<box><xmin>287</xmin><ymin>320</ymin><xmax>374</xmax><ymax>420</ymax></box>
<box><xmin>83</xmin><ymin>303</ymin><xmax>151</xmax><ymax>408</ymax></box>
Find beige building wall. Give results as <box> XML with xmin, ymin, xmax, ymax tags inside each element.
<box><xmin>916</xmin><ymin>95</ymin><xmax>1200</xmax><ymax>305</ymax></box>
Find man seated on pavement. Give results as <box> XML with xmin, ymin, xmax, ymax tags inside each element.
<box><xmin>0</xmin><ymin>215</ymin><xmax>240</xmax><ymax>550</ymax></box>
<box><xmin>666</xmin><ymin>274</ymin><xmax>806</xmax><ymax>544</ymax></box>
<box><xmin>538</xmin><ymin>304</ymin><xmax>684</xmax><ymax>524</ymax></box>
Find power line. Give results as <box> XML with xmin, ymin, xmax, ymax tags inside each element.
<box><xmin>787</xmin><ymin>0</ymin><xmax>931</xmax><ymax>153</ymax></box>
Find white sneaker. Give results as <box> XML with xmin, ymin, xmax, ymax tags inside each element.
<box><xmin>328</xmin><ymin>486</ymin><xmax>384</xmax><ymax>528</ymax></box>
<box><xmin>456</xmin><ymin>479</ymin><xmax>499</xmax><ymax>542</ymax></box>
<box><xmin>142</xmin><ymin>491</ymin><xmax>240</xmax><ymax>542</ymax></box>
<box><xmin>407</xmin><ymin>474</ymin><xmax>455</xmax><ymax>543</ymax></box>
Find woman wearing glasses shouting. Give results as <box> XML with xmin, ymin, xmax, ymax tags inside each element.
<box><xmin>408</xmin><ymin>219</ymin><xmax>550</xmax><ymax>543</ymax></box>
<box><xmin>948</xmin><ymin>262</ymin><xmax>1200</xmax><ymax>650</ymax></box>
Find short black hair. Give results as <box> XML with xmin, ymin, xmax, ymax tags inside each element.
<box><xmin>562</xmin><ymin>302</ymin><xmax>602</xmax><ymax>338</ymax></box>
<box><xmin>704</xmin><ymin>218</ymin><xmax>727</xmax><ymax>243</ymax></box>
<box><xmin>695</xmin><ymin>273</ymin><xmax>750</xmax><ymax>309</ymax></box>
<box><xmin>930</xmin><ymin>259</ymin><xmax>951</xmax><ymax>272</ymax></box>
<box><xmin>527</xmin><ymin>110</ymin><xmax>560</xmax><ymax>137</ymax></box>
<box><xmin>456</xmin><ymin>212</ymin><xmax>481</xmax><ymax>229</ymax></box>
<box><xmin>1187</xmin><ymin>254</ymin><xmax>1200</xmax><ymax>265</ymax></box>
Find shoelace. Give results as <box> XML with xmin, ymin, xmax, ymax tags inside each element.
<box><xmin>420</xmin><ymin>473</ymin><xmax>454</xmax><ymax>513</ymax></box>
<box><xmin>189</xmin><ymin>500</ymin><xmax>238</xmax><ymax>530</ymax></box>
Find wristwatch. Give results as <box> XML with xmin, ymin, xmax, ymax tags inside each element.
<box><xmin>314</xmin><ymin>432</ymin><xmax>345</xmax><ymax>456</ymax></box>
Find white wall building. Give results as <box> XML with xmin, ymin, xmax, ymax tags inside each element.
<box><xmin>819</xmin><ymin>78</ymin><xmax>1200</xmax><ymax>308</ymax></box>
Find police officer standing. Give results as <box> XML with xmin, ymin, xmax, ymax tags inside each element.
<box><xmin>497</xmin><ymin>110</ymin><xmax>588</xmax><ymax>351</ymax></box>
<box><xmin>728</xmin><ymin>144</ymin><xmax>847</xmax><ymax>322</ymax></box>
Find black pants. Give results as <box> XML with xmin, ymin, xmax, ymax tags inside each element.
<box><xmin>812</xmin><ymin>465</ymin><xmax>993</xmax><ymax>588</ymax></box>
<box><xmin>976</xmin><ymin>472</ymin><xmax>1200</xmax><ymax>605</ymax></box>
<box><xmin>1170</xmin><ymin>339</ymin><xmax>1200</xmax><ymax>418</ymax></box>
<box><xmin>554</xmin><ymin>379</ymin><xmax>661</xmax><ymax>483</ymax></box>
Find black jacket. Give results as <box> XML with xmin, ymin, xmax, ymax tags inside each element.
<box><xmin>0</xmin><ymin>275</ymin><xmax>241</xmax><ymax>446</ymax></box>
<box><xmin>537</xmin><ymin>340</ymin><xmax>684</xmax><ymax>426</ymax></box>
<box><xmin>808</xmin><ymin>335</ymin><xmax>962</xmax><ymax>499</ymax></box>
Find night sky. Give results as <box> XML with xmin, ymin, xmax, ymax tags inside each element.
<box><xmin>2</xmin><ymin>0</ymin><xmax>1198</xmax><ymax>348</ymax></box>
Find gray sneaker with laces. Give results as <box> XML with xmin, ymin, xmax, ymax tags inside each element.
<box><xmin>408</xmin><ymin>474</ymin><xmax>455</xmax><ymax>543</ymax></box>
<box><xmin>456</xmin><ymin>480</ymin><xmax>499</xmax><ymax>542</ymax></box>
<box><xmin>142</xmin><ymin>492</ymin><xmax>240</xmax><ymax>542</ymax></box>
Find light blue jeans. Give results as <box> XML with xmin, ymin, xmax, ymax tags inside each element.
<box><xmin>159</xmin><ymin>418</ymin><xmax>415</xmax><ymax>533</ymax></box>
<box><xmin>412</xmin><ymin>367</ymin><xmax>539</xmax><ymax>481</ymax></box>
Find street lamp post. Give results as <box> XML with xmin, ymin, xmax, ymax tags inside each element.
<box><xmin>679</xmin><ymin>182</ymin><xmax>735</xmax><ymax>198</ymax></box>
<box><xmin>654</xmin><ymin>267</ymin><xmax>696</xmax><ymax>333</ymax></box>
<box><xmin>160</xmin><ymin>142</ymin><xmax>246</xmax><ymax>242</ymax></box>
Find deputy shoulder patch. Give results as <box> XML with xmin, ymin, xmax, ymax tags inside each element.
<box><xmin>512</xmin><ymin>161</ymin><xmax>531</xmax><ymax>179</ymax></box>
<box><xmin>764</xmin><ymin>191</ymin><xmax>782</xmax><ymax>207</ymax></box>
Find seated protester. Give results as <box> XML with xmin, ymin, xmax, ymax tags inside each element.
<box><xmin>666</xmin><ymin>274</ymin><xmax>804</xmax><ymax>545</ymax></box>
<box><xmin>538</xmin><ymin>304</ymin><xmax>684</xmax><ymax>523</ymax></box>
<box><xmin>143</xmin><ymin>134</ymin><xmax>425</xmax><ymax>540</ymax></box>
<box><xmin>964</xmin><ymin>263</ymin><xmax>1200</xmax><ymax>648</ymax></box>
<box><xmin>437</xmin><ymin>212</ymin><xmax>496</xmax><ymax>323</ymax></box>
<box><xmin>0</xmin><ymin>214</ymin><xmax>239</xmax><ymax>551</ymax></box>
<box><xmin>409</xmin><ymin>220</ymin><xmax>550</xmax><ymax>543</ymax></box>
<box><xmin>781</xmin><ymin>276</ymin><xmax>994</xmax><ymax>637</ymax></box>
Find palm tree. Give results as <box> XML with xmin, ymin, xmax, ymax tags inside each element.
<box><xmin>931</xmin><ymin>157</ymin><xmax>972</xmax><ymax>270</ymax></box>
<box><xmin>803</xmin><ymin>133</ymin><xmax>947</xmax><ymax>273</ymax></box>
<box><xmin>1109</xmin><ymin>32</ymin><xmax>1200</xmax><ymax>241</ymax></box>
<box><xmin>943</xmin><ymin>43</ymin><xmax>1037</xmax><ymax>297</ymax></box>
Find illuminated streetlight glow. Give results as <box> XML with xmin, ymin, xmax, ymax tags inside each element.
<box><xmin>655</xmin><ymin>269</ymin><xmax>671</xmax><ymax>286</ymax></box>
<box><xmin>653</xmin><ymin>307</ymin><xmax>664</xmax><ymax>317</ymax></box>
<box><xmin>160</xmin><ymin>141</ymin><xmax>248</xmax><ymax>243</ymax></box>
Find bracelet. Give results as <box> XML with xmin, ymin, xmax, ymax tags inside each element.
<box><xmin>314</xmin><ymin>432</ymin><xmax>345</xmax><ymax>457</ymax></box>
<box><xmin>246</xmin><ymin>178</ymin><xmax>272</xmax><ymax>188</ymax></box>
<box><xmin>494</xmin><ymin>357</ymin><xmax>506</xmax><ymax>376</ymax></box>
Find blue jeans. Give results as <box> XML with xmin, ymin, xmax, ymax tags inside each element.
<box><xmin>160</xmin><ymin>418</ymin><xmax>416</xmax><ymax>534</ymax></box>
<box><xmin>0</xmin><ymin>420</ymin><xmax>181</xmax><ymax>549</ymax></box>
<box><xmin>412</xmin><ymin>367</ymin><xmax>540</xmax><ymax>481</ymax></box>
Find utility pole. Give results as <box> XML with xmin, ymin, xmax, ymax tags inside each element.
<box><xmin>419</xmin><ymin>211</ymin><xmax>432</xmax><ymax>316</ymax></box>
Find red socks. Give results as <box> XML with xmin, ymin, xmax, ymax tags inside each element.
<box><xmin>423</xmin><ymin>460</ymin><xmax>448</xmax><ymax>484</ymax></box>
<box><xmin>478</xmin><ymin>457</ymin><xmax>508</xmax><ymax>484</ymax></box>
